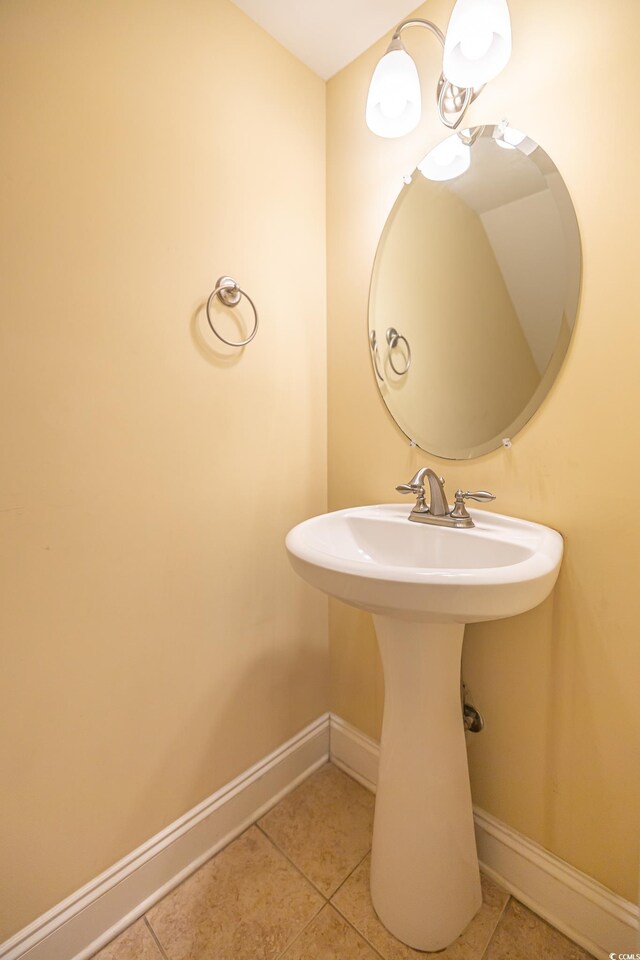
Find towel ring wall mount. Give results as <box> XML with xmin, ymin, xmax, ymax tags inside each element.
<box><xmin>370</xmin><ymin>330</ymin><xmax>385</xmax><ymax>381</ymax></box>
<box><xmin>206</xmin><ymin>276</ymin><xmax>259</xmax><ymax>347</ymax></box>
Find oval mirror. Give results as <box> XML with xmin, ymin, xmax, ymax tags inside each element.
<box><xmin>368</xmin><ymin>124</ymin><xmax>581</xmax><ymax>459</ymax></box>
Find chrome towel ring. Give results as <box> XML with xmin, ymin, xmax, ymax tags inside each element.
<box><xmin>386</xmin><ymin>327</ymin><xmax>411</xmax><ymax>376</ymax></box>
<box><xmin>206</xmin><ymin>276</ymin><xmax>259</xmax><ymax>347</ymax></box>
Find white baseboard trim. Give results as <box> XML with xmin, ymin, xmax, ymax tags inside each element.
<box><xmin>329</xmin><ymin>714</ymin><xmax>379</xmax><ymax>793</ymax></box>
<box><xmin>327</xmin><ymin>714</ymin><xmax>639</xmax><ymax>960</ymax></box>
<box><xmin>474</xmin><ymin>808</ymin><xmax>639</xmax><ymax>959</ymax></box>
<box><xmin>0</xmin><ymin>715</ymin><xmax>330</xmax><ymax>960</ymax></box>
<box><xmin>3</xmin><ymin>712</ymin><xmax>637</xmax><ymax>960</ymax></box>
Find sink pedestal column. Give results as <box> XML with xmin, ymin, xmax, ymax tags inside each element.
<box><xmin>370</xmin><ymin>616</ymin><xmax>482</xmax><ymax>951</ymax></box>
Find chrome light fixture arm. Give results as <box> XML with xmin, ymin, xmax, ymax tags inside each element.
<box><xmin>366</xmin><ymin>1</ymin><xmax>511</xmax><ymax>138</ymax></box>
<box><xmin>391</xmin><ymin>18</ymin><xmax>445</xmax><ymax>46</ymax></box>
<box><xmin>390</xmin><ymin>18</ymin><xmax>478</xmax><ymax>128</ymax></box>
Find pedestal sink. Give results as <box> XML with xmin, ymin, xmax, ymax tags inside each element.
<box><xmin>286</xmin><ymin>503</ymin><xmax>563</xmax><ymax>951</ymax></box>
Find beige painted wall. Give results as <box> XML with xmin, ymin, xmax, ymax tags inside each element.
<box><xmin>327</xmin><ymin>0</ymin><xmax>640</xmax><ymax>903</ymax></box>
<box><xmin>0</xmin><ymin>0</ymin><xmax>327</xmax><ymax>939</ymax></box>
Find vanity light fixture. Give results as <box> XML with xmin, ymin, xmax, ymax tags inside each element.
<box><xmin>418</xmin><ymin>133</ymin><xmax>471</xmax><ymax>181</ymax></box>
<box><xmin>366</xmin><ymin>0</ymin><xmax>511</xmax><ymax>137</ymax></box>
<box><xmin>366</xmin><ymin>37</ymin><xmax>422</xmax><ymax>139</ymax></box>
<box><xmin>443</xmin><ymin>0</ymin><xmax>512</xmax><ymax>88</ymax></box>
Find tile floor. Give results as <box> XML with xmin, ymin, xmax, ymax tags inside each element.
<box><xmin>93</xmin><ymin>764</ymin><xmax>595</xmax><ymax>960</ymax></box>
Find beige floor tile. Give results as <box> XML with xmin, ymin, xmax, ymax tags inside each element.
<box><xmin>92</xmin><ymin>918</ymin><xmax>164</xmax><ymax>960</ymax></box>
<box><xmin>483</xmin><ymin>899</ymin><xmax>595</xmax><ymax>959</ymax></box>
<box><xmin>282</xmin><ymin>905</ymin><xmax>382</xmax><ymax>959</ymax></box>
<box><xmin>332</xmin><ymin>856</ymin><xmax>509</xmax><ymax>960</ymax></box>
<box><xmin>258</xmin><ymin>763</ymin><xmax>375</xmax><ymax>897</ymax></box>
<box><xmin>147</xmin><ymin>826</ymin><xmax>324</xmax><ymax>960</ymax></box>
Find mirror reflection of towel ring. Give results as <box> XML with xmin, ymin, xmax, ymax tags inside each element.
<box><xmin>386</xmin><ymin>327</ymin><xmax>411</xmax><ymax>376</ymax></box>
<box><xmin>370</xmin><ymin>330</ymin><xmax>384</xmax><ymax>381</ymax></box>
<box><xmin>206</xmin><ymin>276</ymin><xmax>259</xmax><ymax>347</ymax></box>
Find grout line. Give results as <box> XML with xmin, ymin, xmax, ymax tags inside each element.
<box><xmin>139</xmin><ymin>822</ymin><xmax>261</xmax><ymax>959</ymax></box>
<box><xmin>330</xmin><ymin>906</ymin><xmax>388</xmax><ymax>960</ymax></box>
<box><xmin>274</xmin><ymin>904</ymin><xmax>328</xmax><ymax>960</ymax></box>
<box><xmin>256</xmin><ymin>822</ymin><xmax>381</xmax><ymax>955</ymax></box>
<box><xmin>256</xmin><ymin>818</ymin><xmax>374</xmax><ymax>907</ymax></box>
<box><xmin>478</xmin><ymin>894</ymin><xmax>511</xmax><ymax>960</ymax></box>
<box><xmin>329</xmin><ymin>846</ymin><xmax>371</xmax><ymax>902</ymax></box>
<box><xmin>143</xmin><ymin>916</ymin><xmax>170</xmax><ymax>960</ymax></box>
<box><xmin>255</xmin><ymin>822</ymin><xmax>333</xmax><ymax>901</ymax></box>
<box><xmin>275</xmin><ymin>902</ymin><xmax>388</xmax><ymax>960</ymax></box>
<box><xmin>329</xmin><ymin>852</ymin><xmax>392</xmax><ymax>960</ymax></box>
<box><xmin>330</xmin><ymin>899</ymin><xmax>389</xmax><ymax>960</ymax></box>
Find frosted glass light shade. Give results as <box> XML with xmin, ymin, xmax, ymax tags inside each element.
<box><xmin>418</xmin><ymin>135</ymin><xmax>471</xmax><ymax>181</ymax></box>
<box><xmin>443</xmin><ymin>0</ymin><xmax>511</xmax><ymax>88</ymax></box>
<box><xmin>366</xmin><ymin>40</ymin><xmax>421</xmax><ymax>138</ymax></box>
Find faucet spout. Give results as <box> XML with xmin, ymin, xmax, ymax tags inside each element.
<box><xmin>406</xmin><ymin>468</ymin><xmax>449</xmax><ymax>516</ymax></box>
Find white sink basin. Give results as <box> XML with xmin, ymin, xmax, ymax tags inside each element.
<box><xmin>286</xmin><ymin>502</ymin><xmax>563</xmax><ymax>951</ymax></box>
<box><xmin>286</xmin><ymin>503</ymin><xmax>563</xmax><ymax>623</ymax></box>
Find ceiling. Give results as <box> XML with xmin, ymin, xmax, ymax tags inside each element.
<box><xmin>229</xmin><ymin>0</ymin><xmax>422</xmax><ymax>79</ymax></box>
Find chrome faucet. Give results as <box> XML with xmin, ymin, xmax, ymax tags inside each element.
<box><xmin>397</xmin><ymin>467</ymin><xmax>448</xmax><ymax>516</ymax></box>
<box><xmin>396</xmin><ymin>468</ymin><xmax>495</xmax><ymax>528</ymax></box>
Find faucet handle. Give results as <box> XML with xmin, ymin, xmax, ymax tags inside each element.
<box><xmin>396</xmin><ymin>469</ymin><xmax>428</xmax><ymax>495</ymax></box>
<box><xmin>396</xmin><ymin>483</ymin><xmax>422</xmax><ymax>494</ymax></box>
<box><xmin>451</xmin><ymin>489</ymin><xmax>496</xmax><ymax>520</ymax></box>
<box><xmin>396</xmin><ymin>477</ymin><xmax>429</xmax><ymax>513</ymax></box>
<box><xmin>460</xmin><ymin>490</ymin><xmax>495</xmax><ymax>503</ymax></box>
